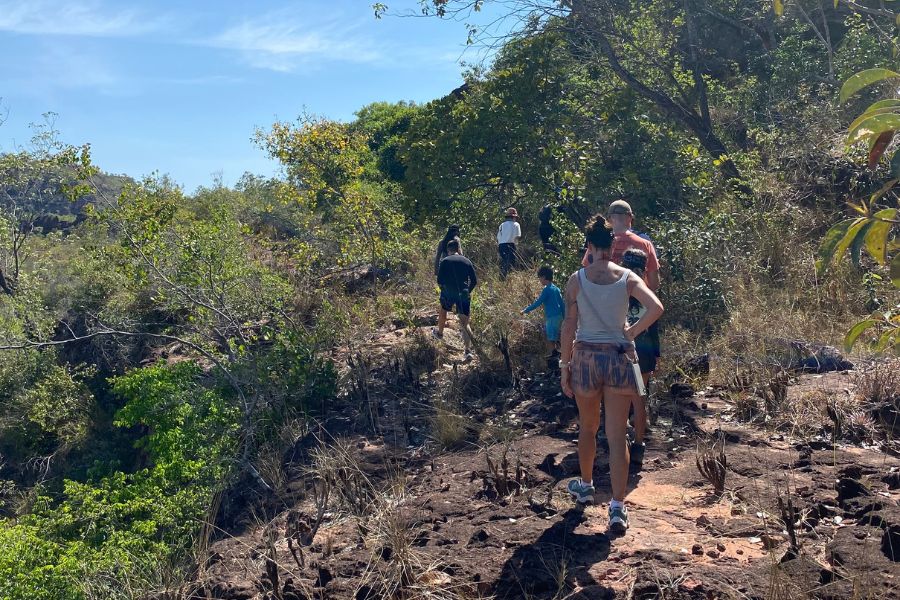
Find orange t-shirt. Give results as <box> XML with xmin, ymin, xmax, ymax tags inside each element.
<box><xmin>581</xmin><ymin>231</ymin><xmax>660</xmax><ymax>275</ymax></box>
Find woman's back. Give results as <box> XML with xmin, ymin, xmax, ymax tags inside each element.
<box><xmin>575</xmin><ymin>264</ymin><xmax>631</xmax><ymax>344</ymax></box>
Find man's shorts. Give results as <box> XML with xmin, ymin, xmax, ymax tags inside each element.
<box><xmin>440</xmin><ymin>290</ymin><xmax>471</xmax><ymax>317</ymax></box>
<box><xmin>545</xmin><ymin>316</ymin><xmax>563</xmax><ymax>342</ymax></box>
<box><xmin>570</xmin><ymin>341</ymin><xmax>638</xmax><ymax>394</ymax></box>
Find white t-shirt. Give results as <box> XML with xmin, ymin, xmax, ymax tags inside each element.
<box><xmin>497</xmin><ymin>220</ymin><xmax>521</xmax><ymax>245</ymax></box>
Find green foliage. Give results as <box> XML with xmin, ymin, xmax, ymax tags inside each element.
<box><xmin>816</xmin><ymin>55</ymin><xmax>900</xmax><ymax>352</ymax></box>
<box><xmin>0</xmin><ymin>361</ymin><xmax>238</xmax><ymax>600</ymax></box>
<box><xmin>113</xmin><ymin>361</ymin><xmax>239</xmax><ymax>481</ymax></box>
<box><xmin>351</xmin><ymin>101</ymin><xmax>420</xmax><ymax>182</ymax></box>
<box><xmin>0</xmin><ymin>523</ymin><xmax>79</xmax><ymax>600</ymax></box>
<box><xmin>400</xmin><ymin>30</ymin><xmax>580</xmax><ymax>226</ymax></box>
<box><xmin>256</xmin><ymin>114</ymin><xmax>415</xmax><ymax>270</ymax></box>
<box><xmin>0</xmin><ymin>351</ymin><xmax>95</xmax><ymax>469</ymax></box>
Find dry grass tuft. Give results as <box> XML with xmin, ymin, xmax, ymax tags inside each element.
<box><xmin>429</xmin><ymin>400</ymin><xmax>475</xmax><ymax>451</ymax></box>
<box><xmin>695</xmin><ymin>434</ymin><xmax>727</xmax><ymax>496</ymax></box>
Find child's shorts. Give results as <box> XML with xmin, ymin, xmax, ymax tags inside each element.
<box><xmin>545</xmin><ymin>316</ymin><xmax>563</xmax><ymax>342</ymax></box>
<box><xmin>570</xmin><ymin>341</ymin><xmax>638</xmax><ymax>393</ymax></box>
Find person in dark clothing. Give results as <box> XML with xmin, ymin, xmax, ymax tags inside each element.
<box><xmin>619</xmin><ymin>248</ymin><xmax>661</xmax><ymax>465</ymax></box>
<box><xmin>434</xmin><ymin>224</ymin><xmax>462</xmax><ymax>278</ymax></box>
<box><xmin>538</xmin><ymin>205</ymin><xmax>560</xmax><ymax>255</ymax></box>
<box><xmin>433</xmin><ymin>239</ymin><xmax>477</xmax><ymax>360</ymax></box>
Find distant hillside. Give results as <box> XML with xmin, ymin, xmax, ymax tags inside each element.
<box><xmin>0</xmin><ymin>156</ymin><xmax>132</xmax><ymax>231</ymax></box>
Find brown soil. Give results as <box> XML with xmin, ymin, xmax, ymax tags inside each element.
<box><xmin>192</xmin><ymin>325</ymin><xmax>900</xmax><ymax>600</ymax></box>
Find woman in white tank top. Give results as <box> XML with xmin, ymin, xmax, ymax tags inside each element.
<box><xmin>558</xmin><ymin>213</ymin><xmax>663</xmax><ymax>534</ymax></box>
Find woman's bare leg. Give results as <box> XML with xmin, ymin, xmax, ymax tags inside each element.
<box><xmin>604</xmin><ymin>388</ymin><xmax>635</xmax><ymax>500</ymax></box>
<box><xmin>574</xmin><ymin>389</ymin><xmax>603</xmax><ymax>483</ymax></box>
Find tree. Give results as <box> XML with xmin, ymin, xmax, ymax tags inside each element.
<box><xmin>0</xmin><ymin>115</ymin><xmax>93</xmax><ymax>295</ymax></box>
<box><xmin>256</xmin><ymin>114</ymin><xmax>413</xmax><ymax>273</ymax></box>
<box><xmin>383</xmin><ymin>0</ymin><xmax>773</xmax><ymax>185</ymax></box>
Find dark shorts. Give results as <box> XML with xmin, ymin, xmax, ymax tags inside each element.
<box><xmin>440</xmin><ymin>290</ymin><xmax>471</xmax><ymax>316</ymax></box>
<box><xmin>634</xmin><ymin>322</ymin><xmax>661</xmax><ymax>374</ymax></box>
<box><xmin>570</xmin><ymin>342</ymin><xmax>638</xmax><ymax>394</ymax></box>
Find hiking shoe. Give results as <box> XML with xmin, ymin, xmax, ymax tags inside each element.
<box><xmin>566</xmin><ymin>479</ymin><xmax>595</xmax><ymax>504</ymax></box>
<box><xmin>608</xmin><ymin>505</ymin><xmax>629</xmax><ymax>534</ymax></box>
<box><xmin>431</xmin><ymin>328</ymin><xmax>443</xmax><ymax>339</ymax></box>
<box><xmin>630</xmin><ymin>442</ymin><xmax>645</xmax><ymax>464</ymax></box>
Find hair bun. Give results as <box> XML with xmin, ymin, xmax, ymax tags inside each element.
<box><xmin>584</xmin><ymin>212</ymin><xmax>614</xmax><ymax>250</ymax></box>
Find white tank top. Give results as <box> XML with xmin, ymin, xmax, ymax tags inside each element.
<box><xmin>575</xmin><ymin>268</ymin><xmax>631</xmax><ymax>344</ymax></box>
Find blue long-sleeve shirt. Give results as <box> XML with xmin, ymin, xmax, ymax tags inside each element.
<box><xmin>523</xmin><ymin>283</ymin><xmax>564</xmax><ymax>319</ymax></box>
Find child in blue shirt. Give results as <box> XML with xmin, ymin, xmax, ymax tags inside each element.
<box><xmin>521</xmin><ymin>265</ymin><xmax>565</xmax><ymax>357</ymax></box>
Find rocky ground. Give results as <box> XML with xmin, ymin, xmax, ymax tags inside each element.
<box><xmin>190</xmin><ymin>323</ymin><xmax>900</xmax><ymax>600</ymax></box>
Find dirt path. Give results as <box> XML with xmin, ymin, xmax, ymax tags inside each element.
<box><xmin>195</xmin><ymin>328</ymin><xmax>900</xmax><ymax>600</ymax></box>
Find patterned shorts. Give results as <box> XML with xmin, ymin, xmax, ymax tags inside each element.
<box><xmin>570</xmin><ymin>342</ymin><xmax>638</xmax><ymax>394</ymax></box>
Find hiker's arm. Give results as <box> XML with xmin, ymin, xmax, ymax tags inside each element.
<box><xmin>559</xmin><ymin>273</ymin><xmax>579</xmax><ymax>398</ymax></box>
<box><xmin>646</xmin><ymin>243</ymin><xmax>661</xmax><ymax>291</ymax></box>
<box><xmin>437</xmin><ymin>262</ymin><xmax>448</xmax><ymax>288</ymax></box>
<box><xmin>625</xmin><ymin>274</ymin><xmax>663</xmax><ymax>340</ymax></box>
<box><xmin>560</xmin><ymin>275</ymin><xmax>579</xmax><ymax>362</ymax></box>
<box><xmin>522</xmin><ymin>291</ymin><xmax>543</xmax><ymax>314</ymax></box>
<box><xmin>469</xmin><ymin>265</ymin><xmax>477</xmax><ymax>291</ymax></box>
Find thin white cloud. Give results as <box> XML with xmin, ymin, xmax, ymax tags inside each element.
<box><xmin>0</xmin><ymin>0</ymin><xmax>166</xmax><ymax>37</ymax></box>
<box><xmin>208</xmin><ymin>12</ymin><xmax>381</xmax><ymax>72</ymax></box>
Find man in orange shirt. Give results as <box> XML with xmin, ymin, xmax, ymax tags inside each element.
<box><xmin>581</xmin><ymin>200</ymin><xmax>659</xmax><ymax>291</ymax></box>
<box><xmin>582</xmin><ymin>200</ymin><xmax>661</xmax><ymax>465</ymax></box>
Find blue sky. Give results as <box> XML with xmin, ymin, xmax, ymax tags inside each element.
<box><xmin>0</xmin><ymin>1</ymin><xmax>510</xmax><ymax>192</ymax></box>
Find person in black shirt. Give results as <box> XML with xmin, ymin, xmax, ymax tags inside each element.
<box><xmin>433</xmin><ymin>239</ymin><xmax>477</xmax><ymax>360</ymax></box>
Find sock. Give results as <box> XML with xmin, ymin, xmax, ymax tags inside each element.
<box><xmin>610</xmin><ymin>499</ymin><xmax>624</xmax><ymax>511</ymax></box>
<box><xmin>582</xmin><ymin>478</ymin><xmax>593</xmax><ymax>487</ymax></box>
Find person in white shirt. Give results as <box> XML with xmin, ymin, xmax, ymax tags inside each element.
<box><xmin>496</xmin><ymin>207</ymin><xmax>522</xmax><ymax>280</ymax></box>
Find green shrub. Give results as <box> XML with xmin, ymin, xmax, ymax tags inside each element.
<box><xmin>0</xmin><ymin>361</ymin><xmax>240</xmax><ymax>599</ymax></box>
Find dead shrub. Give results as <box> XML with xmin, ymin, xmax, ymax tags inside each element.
<box><xmin>853</xmin><ymin>358</ymin><xmax>900</xmax><ymax>438</ymax></box>
<box><xmin>308</xmin><ymin>438</ymin><xmax>376</xmax><ymax>519</ymax></box>
<box><xmin>401</xmin><ymin>328</ymin><xmax>441</xmax><ymax>376</ymax></box>
<box><xmin>696</xmin><ymin>434</ymin><xmax>727</xmax><ymax>496</ymax></box>
<box><xmin>478</xmin><ymin>441</ymin><xmax>529</xmax><ymax>501</ymax></box>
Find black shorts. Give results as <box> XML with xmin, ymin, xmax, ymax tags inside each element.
<box><xmin>440</xmin><ymin>290</ymin><xmax>471</xmax><ymax>316</ymax></box>
<box><xmin>635</xmin><ymin>322</ymin><xmax>661</xmax><ymax>374</ymax></box>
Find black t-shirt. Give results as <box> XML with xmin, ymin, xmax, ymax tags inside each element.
<box><xmin>438</xmin><ymin>254</ymin><xmax>478</xmax><ymax>294</ymax></box>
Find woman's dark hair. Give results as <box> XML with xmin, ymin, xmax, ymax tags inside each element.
<box><xmin>584</xmin><ymin>214</ymin><xmax>614</xmax><ymax>250</ymax></box>
<box><xmin>537</xmin><ymin>265</ymin><xmax>553</xmax><ymax>282</ymax></box>
<box><xmin>442</xmin><ymin>225</ymin><xmax>460</xmax><ymax>245</ymax></box>
<box><xmin>446</xmin><ymin>238</ymin><xmax>460</xmax><ymax>253</ymax></box>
